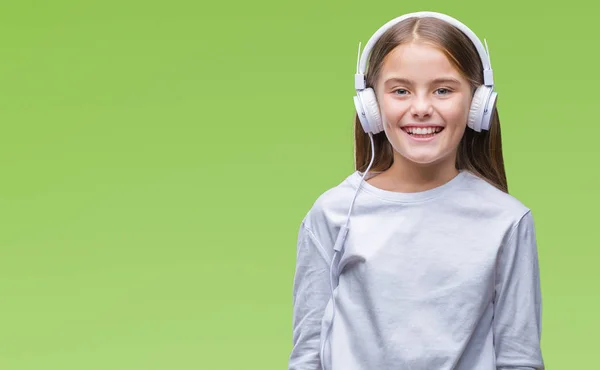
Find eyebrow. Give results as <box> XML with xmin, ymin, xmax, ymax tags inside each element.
<box><xmin>383</xmin><ymin>77</ymin><xmax>462</xmax><ymax>86</ymax></box>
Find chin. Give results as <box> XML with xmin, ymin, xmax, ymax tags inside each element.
<box><xmin>394</xmin><ymin>149</ymin><xmax>451</xmax><ymax>167</ymax></box>
<box><xmin>404</xmin><ymin>156</ymin><xmax>442</xmax><ymax>166</ymax></box>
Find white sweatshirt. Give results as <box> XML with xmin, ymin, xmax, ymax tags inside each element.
<box><xmin>289</xmin><ymin>170</ymin><xmax>544</xmax><ymax>370</ymax></box>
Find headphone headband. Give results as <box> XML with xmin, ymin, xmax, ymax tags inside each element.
<box><xmin>355</xmin><ymin>11</ymin><xmax>494</xmax><ymax>90</ymax></box>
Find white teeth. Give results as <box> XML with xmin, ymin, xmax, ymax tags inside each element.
<box><xmin>405</xmin><ymin>127</ymin><xmax>442</xmax><ymax>135</ymax></box>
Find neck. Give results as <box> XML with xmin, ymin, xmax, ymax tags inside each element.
<box><xmin>381</xmin><ymin>152</ymin><xmax>460</xmax><ymax>193</ymax></box>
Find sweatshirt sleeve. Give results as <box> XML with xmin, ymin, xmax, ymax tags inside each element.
<box><xmin>288</xmin><ymin>220</ymin><xmax>331</xmax><ymax>370</ymax></box>
<box><xmin>493</xmin><ymin>210</ymin><xmax>545</xmax><ymax>370</ymax></box>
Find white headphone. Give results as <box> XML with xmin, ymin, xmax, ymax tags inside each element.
<box><xmin>353</xmin><ymin>11</ymin><xmax>498</xmax><ymax>134</ymax></box>
<box><xmin>320</xmin><ymin>12</ymin><xmax>498</xmax><ymax>370</ymax></box>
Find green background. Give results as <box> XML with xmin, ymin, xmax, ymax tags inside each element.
<box><xmin>0</xmin><ymin>0</ymin><xmax>596</xmax><ymax>368</ymax></box>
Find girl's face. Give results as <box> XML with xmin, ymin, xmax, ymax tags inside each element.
<box><xmin>375</xmin><ymin>42</ymin><xmax>472</xmax><ymax>168</ymax></box>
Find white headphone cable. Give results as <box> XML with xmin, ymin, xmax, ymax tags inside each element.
<box><xmin>320</xmin><ymin>131</ymin><xmax>375</xmax><ymax>370</ymax></box>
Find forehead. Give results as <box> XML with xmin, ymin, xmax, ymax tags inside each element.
<box><xmin>380</xmin><ymin>42</ymin><xmax>463</xmax><ymax>83</ymax></box>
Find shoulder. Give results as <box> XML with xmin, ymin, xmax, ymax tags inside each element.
<box><xmin>299</xmin><ymin>171</ymin><xmax>361</xmax><ymax>246</ymax></box>
<box><xmin>459</xmin><ymin>170</ymin><xmax>533</xmax><ymax>225</ymax></box>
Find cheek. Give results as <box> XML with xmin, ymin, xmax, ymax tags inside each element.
<box><xmin>379</xmin><ymin>96</ymin><xmax>409</xmax><ymax>123</ymax></box>
<box><xmin>440</xmin><ymin>100</ymin><xmax>470</xmax><ymax>128</ymax></box>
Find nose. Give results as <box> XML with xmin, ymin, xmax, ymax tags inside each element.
<box><xmin>409</xmin><ymin>95</ymin><xmax>434</xmax><ymax>119</ymax></box>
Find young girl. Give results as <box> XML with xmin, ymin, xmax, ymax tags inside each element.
<box><xmin>288</xmin><ymin>11</ymin><xmax>544</xmax><ymax>370</ymax></box>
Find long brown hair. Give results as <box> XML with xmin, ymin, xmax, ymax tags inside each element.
<box><xmin>354</xmin><ymin>17</ymin><xmax>508</xmax><ymax>192</ymax></box>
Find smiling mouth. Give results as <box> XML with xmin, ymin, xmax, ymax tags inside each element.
<box><xmin>401</xmin><ymin>126</ymin><xmax>444</xmax><ymax>139</ymax></box>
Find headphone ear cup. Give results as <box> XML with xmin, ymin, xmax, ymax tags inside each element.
<box><xmin>353</xmin><ymin>94</ymin><xmax>372</xmax><ymax>134</ymax></box>
<box><xmin>467</xmin><ymin>86</ymin><xmax>489</xmax><ymax>132</ymax></box>
<box><xmin>480</xmin><ymin>91</ymin><xmax>497</xmax><ymax>131</ymax></box>
<box><xmin>360</xmin><ymin>88</ymin><xmax>384</xmax><ymax>134</ymax></box>
<box><xmin>354</xmin><ymin>88</ymin><xmax>383</xmax><ymax>134</ymax></box>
